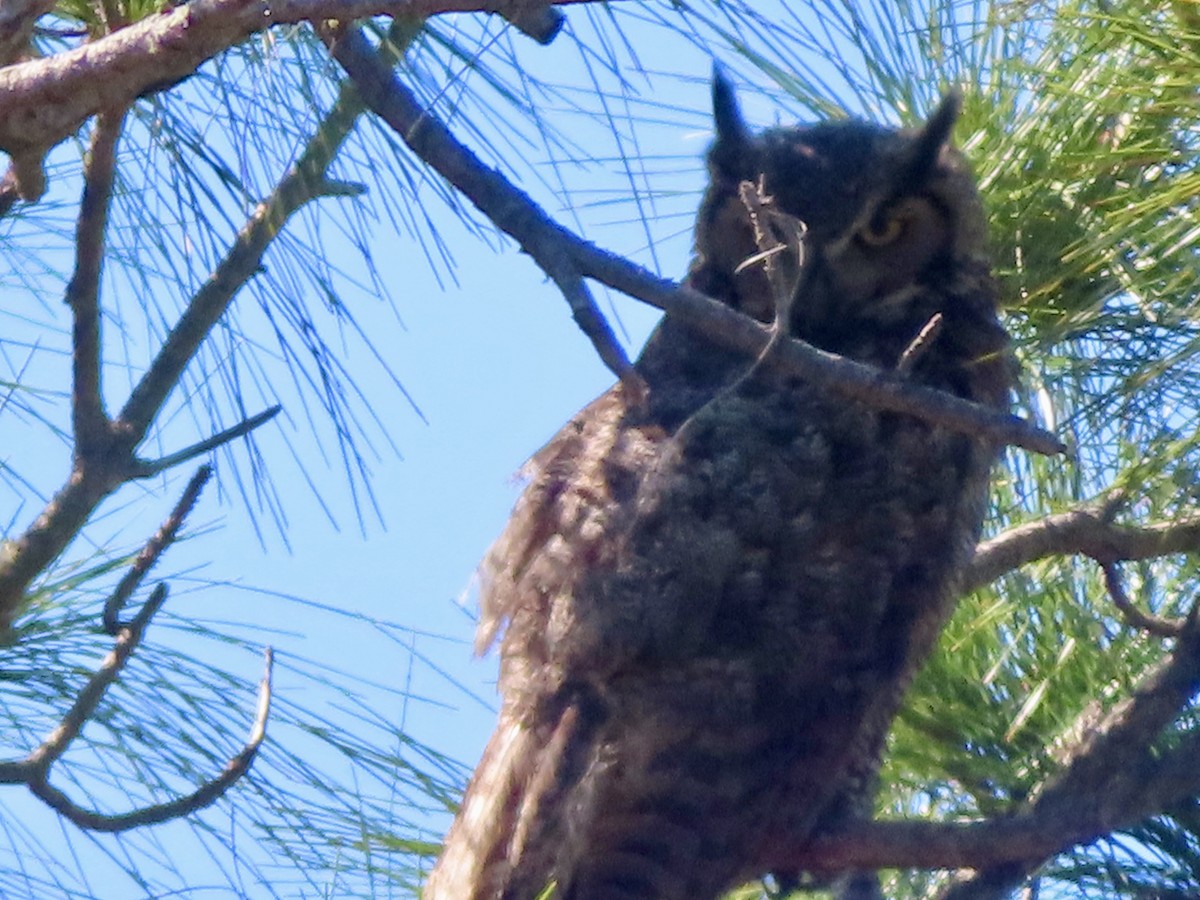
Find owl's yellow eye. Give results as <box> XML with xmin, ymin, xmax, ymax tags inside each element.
<box><xmin>857</xmin><ymin>212</ymin><xmax>908</xmax><ymax>246</ymax></box>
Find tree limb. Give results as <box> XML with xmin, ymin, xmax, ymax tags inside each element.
<box><xmin>0</xmin><ymin>0</ymin><xmax>590</xmax><ymax>197</ymax></box>
<box><xmin>16</xmin><ymin>583</ymin><xmax>272</xmax><ymax>831</ymax></box>
<box><xmin>102</xmin><ymin>464</ymin><xmax>212</xmax><ymax>634</ymax></box>
<box><xmin>325</xmin><ymin>21</ymin><xmax>1064</xmax><ymax>456</ymax></box>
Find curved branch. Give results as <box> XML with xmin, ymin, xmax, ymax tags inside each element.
<box><xmin>1101</xmin><ymin>561</ymin><xmax>1186</xmax><ymax>638</ymax></box>
<box><xmin>966</xmin><ymin>501</ymin><xmax>1200</xmax><ymax>593</ymax></box>
<box><xmin>25</xmin><ymin>646</ymin><xmax>273</xmax><ymax>833</ymax></box>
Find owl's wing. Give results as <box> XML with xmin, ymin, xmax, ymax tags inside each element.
<box><xmin>475</xmin><ymin>384</ymin><xmax>667</xmax><ymax>671</ymax></box>
<box><xmin>429</xmin><ymin>384</ymin><xmax>669</xmax><ymax>899</ymax></box>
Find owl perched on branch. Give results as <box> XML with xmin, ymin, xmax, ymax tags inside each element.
<box><xmin>426</xmin><ymin>72</ymin><xmax>1013</xmax><ymax>900</ymax></box>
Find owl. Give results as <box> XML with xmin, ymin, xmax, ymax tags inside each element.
<box><xmin>425</xmin><ymin>71</ymin><xmax>1013</xmax><ymax>900</ymax></box>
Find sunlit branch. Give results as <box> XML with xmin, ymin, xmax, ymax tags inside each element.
<box><xmin>0</xmin><ymin>0</ymin><xmax>587</xmax><ymax>199</ymax></box>
<box><xmin>326</xmin><ymin>22</ymin><xmax>1063</xmax><ymax>455</ymax></box>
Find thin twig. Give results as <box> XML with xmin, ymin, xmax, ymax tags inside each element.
<box><xmin>66</xmin><ymin>106</ymin><xmax>125</xmax><ymax>454</ymax></box>
<box><xmin>102</xmin><ymin>465</ymin><xmax>212</xmax><ymax>634</ymax></box>
<box><xmin>326</xmin><ymin>21</ymin><xmax>1061</xmax><ymax>455</ymax></box>
<box><xmin>130</xmin><ymin>405</ymin><xmax>282</xmax><ymax>478</ymax></box>
<box><xmin>897</xmin><ymin>312</ymin><xmax>945</xmax><ymax>373</ymax></box>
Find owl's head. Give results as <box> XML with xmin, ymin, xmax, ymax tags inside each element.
<box><xmin>691</xmin><ymin>70</ymin><xmax>998</xmax><ymax>368</ymax></box>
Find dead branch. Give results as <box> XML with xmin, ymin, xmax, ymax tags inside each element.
<box><xmin>102</xmin><ymin>465</ymin><xmax>213</xmax><ymax>634</ymax></box>
<box><xmin>2</xmin><ymin>576</ymin><xmax>273</xmax><ymax>832</ymax></box>
<box><xmin>325</xmin><ymin>21</ymin><xmax>1064</xmax><ymax>456</ymax></box>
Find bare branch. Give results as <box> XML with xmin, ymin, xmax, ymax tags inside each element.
<box><xmin>1100</xmin><ymin>562</ymin><xmax>1186</xmax><ymax>638</ymax></box>
<box><xmin>103</xmin><ymin>465</ymin><xmax>212</xmax><ymax>634</ymax></box>
<box><xmin>321</xmin><ymin>20</ymin><xmax>637</xmax><ymax>386</ymax></box>
<box><xmin>130</xmin><ymin>404</ymin><xmax>282</xmax><ymax>478</ymax></box>
<box><xmin>0</xmin><ymin>0</ymin><xmax>596</xmax><ymax>197</ymax></box>
<box><xmin>966</xmin><ymin>500</ymin><xmax>1200</xmax><ymax>593</ymax></box>
<box><xmin>67</xmin><ymin>106</ymin><xmax>125</xmax><ymax>454</ymax></box>
<box><xmin>325</xmin><ymin>21</ymin><xmax>1062</xmax><ymax>456</ymax></box>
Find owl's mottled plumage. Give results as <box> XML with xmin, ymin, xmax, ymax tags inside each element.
<box><xmin>426</xmin><ymin>73</ymin><xmax>1013</xmax><ymax>900</ymax></box>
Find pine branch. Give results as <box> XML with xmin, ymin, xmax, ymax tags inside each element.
<box><xmin>0</xmin><ymin>578</ymin><xmax>273</xmax><ymax>833</ymax></box>
<box><xmin>325</xmin><ymin>21</ymin><xmax>1063</xmax><ymax>456</ymax></box>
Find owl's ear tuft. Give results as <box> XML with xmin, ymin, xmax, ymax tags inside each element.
<box><xmin>710</xmin><ymin>64</ymin><xmax>752</xmax><ymax>176</ymax></box>
<box><xmin>899</xmin><ymin>90</ymin><xmax>961</xmax><ymax>188</ymax></box>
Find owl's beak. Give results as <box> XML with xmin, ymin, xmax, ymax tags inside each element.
<box><xmin>900</xmin><ymin>90</ymin><xmax>962</xmax><ymax>188</ymax></box>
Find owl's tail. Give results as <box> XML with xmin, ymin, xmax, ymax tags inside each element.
<box><xmin>424</xmin><ymin>695</ymin><xmax>599</xmax><ymax>900</ymax></box>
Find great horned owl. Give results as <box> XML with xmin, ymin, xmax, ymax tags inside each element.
<box><xmin>425</xmin><ymin>72</ymin><xmax>1013</xmax><ymax>900</ymax></box>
